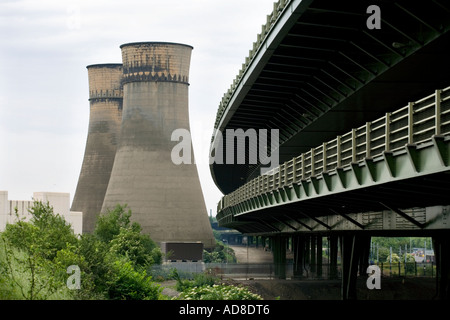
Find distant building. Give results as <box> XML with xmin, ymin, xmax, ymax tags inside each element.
<box><xmin>0</xmin><ymin>191</ymin><xmax>82</xmax><ymax>235</ymax></box>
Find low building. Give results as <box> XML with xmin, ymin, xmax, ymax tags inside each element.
<box><xmin>0</xmin><ymin>191</ymin><xmax>82</xmax><ymax>235</ymax></box>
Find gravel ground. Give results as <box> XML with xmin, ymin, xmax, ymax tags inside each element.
<box><xmin>159</xmin><ymin>280</ymin><xmax>181</xmax><ymax>298</ymax></box>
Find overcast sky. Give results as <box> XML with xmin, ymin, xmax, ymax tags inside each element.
<box><xmin>0</xmin><ymin>0</ymin><xmax>276</xmax><ymax>215</ymax></box>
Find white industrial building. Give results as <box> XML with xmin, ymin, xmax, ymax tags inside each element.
<box><xmin>0</xmin><ymin>191</ymin><xmax>82</xmax><ymax>235</ymax></box>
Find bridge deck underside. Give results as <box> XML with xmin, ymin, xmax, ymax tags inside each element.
<box><xmin>211</xmin><ymin>0</ymin><xmax>450</xmax><ymax>194</ymax></box>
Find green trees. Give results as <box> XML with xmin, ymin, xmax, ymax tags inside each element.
<box><xmin>0</xmin><ymin>201</ymin><xmax>78</xmax><ymax>299</ymax></box>
<box><xmin>86</xmin><ymin>204</ymin><xmax>162</xmax><ymax>299</ymax></box>
<box><xmin>377</xmin><ymin>247</ymin><xmax>390</xmax><ymax>263</ymax></box>
<box><xmin>203</xmin><ymin>241</ymin><xmax>237</xmax><ymax>263</ymax></box>
<box><xmin>106</xmin><ymin>258</ymin><xmax>160</xmax><ymax>300</ymax></box>
<box><xmin>0</xmin><ymin>202</ymin><xmax>162</xmax><ymax>300</ymax></box>
<box><xmin>371</xmin><ymin>237</ymin><xmax>432</xmax><ymax>263</ymax></box>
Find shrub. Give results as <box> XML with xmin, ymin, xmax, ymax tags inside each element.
<box><xmin>106</xmin><ymin>258</ymin><xmax>162</xmax><ymax>300</ymax></box>
<box><xmin>177</xmin><ymin>284</ymin><xmax>262</xmax><ymax>300</ymax></box>
<box><xmin>203</xmin><ymin>241</ymin><xmax>236</xmax><ymax>263</ymax></box>
<box><xmin>172</xmin><ymin>269</ymin><xmax>217</xmax><ymax>292</ymax></box>
<box><xmin>94</xmin><ymin>204</ymin><xmax>133</xmax><ymax>243</ymax></box>
<box><xmin>109</xmin><ymin>226</ymin><xmax>161</xmax><ymax>267</ymax></box>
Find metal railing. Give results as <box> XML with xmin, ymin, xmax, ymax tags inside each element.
<box><xmin>214</xmin><ymin>0</ymin><xmax>291</xmax><ymax>129</ymax></box>
<box><xmin>149</xmin><ymin>261</ymin><xmax>437</xmax><ymax>281</ymax></box>
<box><xmin>218</xmin><ymin>86</ymin><xmax>450</xmax><ymax>214</ymax></box>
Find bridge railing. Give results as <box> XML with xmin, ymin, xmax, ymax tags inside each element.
<box><xmin>218</xmin><ymin>86</ymin><xmax>450</xmax><ymax>213</ymax></box>
<box><xmin>149</xmin><ymin>262</ymin><xmax>437</xmax><ymax>281</ymax></box>
<box><xmin>214</xmin><ymin>0</ymin><xmax>292</xmax><ymax>129</ymax></box>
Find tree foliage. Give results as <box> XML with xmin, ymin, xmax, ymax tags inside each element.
<box><xmin>203</xmin><ymin>240</ymin><xmax>236</xmax><ymax>263</ymax></box>
<box><xmin>371</xmin><ymin>237</ymin><xmax>432</xmax><ymax>251</ymax></box>
<box><xmin>106</xmin><ymin>258</ymin><xmax>161</xmax><ymax>300</ymax></box>
<box><xmin>0</xmin><ymin>202</ymin><xmax>162</xmax><ymax>300</ymax></box>
<box><xmin>371</xmin><ymin>237</ymin><xmax>433</xmax><ymax>263</ymax></box>
<box><xmin>0</xmin><ymin>201</ymin><xmax>78</xmax><ymax>299</ymax></box>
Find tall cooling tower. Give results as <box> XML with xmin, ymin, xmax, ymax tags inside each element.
<box><xmin>101</xmin><ymin>42</ymin><xmax>215</xmax><ymax>248</ymax></box>
<box><xmin>72</xmin><ymin>64</ymin><xmax>123</xmax><ymax>233</ymax></box>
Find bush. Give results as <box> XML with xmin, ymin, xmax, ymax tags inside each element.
<box><xmin>171</xmin><ymin>268</ymin><xmax>262</xmax><ymax>301</ymax></box>
<box><xmin>106</xmin><ymin>258</ymin><xmax>162</xmax><ymax>300</ymax></box>
<box><xmin>377</xmin><ymin>247</ymin><xmax>390</xmax><ymax>262</ymax></box>
<box><xmin>94</xmin><ymin>204</ymin><xmax>133</xmax><ymax>243</ymax></box>
<box><xmin>177</xmin><ymin>284</ymin><xmax>262</xmax><ymax>300</ymax></box>
<box><xmin>171</xmin><ymin>269</ymin><xmax>217</xmax><ymax>292</ymax></box>
<box><xmin>390</xmin><ymin>253</ymin><xmax>400</xmax><ymax>263</ymax></box>
<box><xmin>109</xmin><ymin>226</ymin><xmax>161</xmax><ymax>267</ymax></box>
<box><xmin>203</xmin><ymin>241</ymin><xmax>236</xmax><ymax>263</ymax></box>
<box><xmin>94</xmin><ymin>204</ymin><xmax>162</xmax><ymax>268</ymax></box>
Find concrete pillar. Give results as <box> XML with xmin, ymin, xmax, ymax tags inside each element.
<box><xmin>358</xmin><ymin>236</ymin><xmax>371</xmax><ymax>277</ymax></box>
<box><xmin>311</xmin><ymin>235</ymin><xmax>316</xmax><ymax>273</ymax></box>
<box><xmin>304</xmin><ymin>236</ymin><xmax>310</xmax><ymax>268</ymax></box>
<box><xmin>317</xmin><ymin>236</ymin><xmax>323</xmax><ymax>278</ymax></box>
<box><xmin>293</xmin><ymin>235</ymin><xmax>305</xmax><ymax>278</ymax></box>
<box><xmin>101</xmin><ymin>42</ymin><xmax>215</xmax><ymax>249</ymax></box>
<box><xmin>72</xmin><ymin>64</ymin><xmax>123</xmax><ymax>234</ymax></box>
<box><xmin>340</xmin><ymin>234</ymin><xmax>359</xmax><ymax>300</ymax></box>
<box><xmin>329</xmin><ymin>235</ymin><xmax>339</xmax><ymax>280</ymax></box>
<box><xmin>432</xmin><ymin>234</ymin><xmax>450</xmax><ymax>299</ymax></box>
<box><xmin>340</xmin><ymin>234</ymin><xmax>371</xmax><ymax>300</ymax></box>
<box><xmin>272</xmin><ymin>235</ymin><xmax>286</xmax><ymax>279</ymax></box>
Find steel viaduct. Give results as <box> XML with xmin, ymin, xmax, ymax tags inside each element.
<box><xmin>210</xmin><ymin>0</ymin><xmax>450</xmax><ymax>299</ymax></box>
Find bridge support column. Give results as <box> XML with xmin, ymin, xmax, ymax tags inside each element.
<box><xmin>261</xmin><ymin>236</ymin><xmax>267</xmax><ymax>250</ymax></box>
<box><xmin>304</xmin><ymin>236</ymin><xmax>310</xmax><ymax>272</ymax></box>
<box><xmin>317</xmin><ymin>236</ymin><xmax>323</xmax><ymax>278</ymax></box>
<box><xmin>311</xmin><ymin>236</ymin><xmax>316</xmax><ymax>274</ymax></box>
<box><xmin>329</xmin><ymin>235</ymin><xmax>339</xmax><ymax>280</ymax></box>
<box><xmin>359</xmin><ymin>236</ymin><xmax>371</xmax><ymax>279</ymax></box>
<box><xmin>272</xmin><ymin>235</ymin><xmax>286</xmax><ymax>279</ymax></box>
<box><xmin>268</xmin><ymin>237</ymin><xmax>272</xmax><ymax>251</ymax></box>
<box><xmin>433</xmin><ymin>234</ymin><xmax>450</xmax><ymax>299</ymax></box>
<box><xmin>293</xmin><ymin>235</ymin><xmax>305</xmax><ymax>278</ymax></box>
<box><xmin>340</xmin><ymin>234</ymin><xmax>370</xmax><ymax>300</ymax></box>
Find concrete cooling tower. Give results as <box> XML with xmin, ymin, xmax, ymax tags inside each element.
<box><xmin>71</xmin><ymin>64</ymin><xmax>123</xmax><ymax>233</ymax></box>
<box><xmin>101</xmin><ymin>42</ymin><xmax>215</xmax><ymax>248</ymax></box>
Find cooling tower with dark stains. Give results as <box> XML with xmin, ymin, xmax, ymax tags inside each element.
<box><xmin>101</xmin><ymin>42</ymin><xmax>215</xmax><ymax>248</ymax></box>
<box><xmin>71</xmin><ymin>64</ymin><xmax>123</xmax><ymax>233</ymax></box>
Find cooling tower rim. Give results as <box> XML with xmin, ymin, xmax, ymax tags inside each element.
<box><xmin>119</xmin><ymin>41</ymin><xmax>193</xmax><ymax>50</ymax></box>
<box><xmin>86</xmin><ymin>63</ymin><xmax>123</xmax><ymax>69</ymax></box>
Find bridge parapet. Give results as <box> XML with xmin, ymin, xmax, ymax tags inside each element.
<box><xmin>214</xmin><ymin>0</ymin><xmax>291</xmax><ymax>130</ymax></box>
